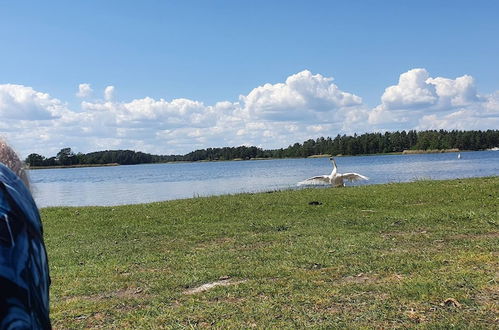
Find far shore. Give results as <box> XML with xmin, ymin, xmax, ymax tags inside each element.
<box><xmin>26</xmin><ymin>148</ymin><xmax>485</xmax><ymax>169</ymax></box>
<box><xmin>27</xmin><ymin>163</ymin><xmax>120</xmax><ymax>170</ymax></box>
<box><xmin>402</xmin><ymin>148</ymin><xmax>460</xmax><ymax>154</ymax></box>
<box><xmin>309</xmin><ymin>148</ymin><xmax>463</xmax><ymax>158</ymax></box>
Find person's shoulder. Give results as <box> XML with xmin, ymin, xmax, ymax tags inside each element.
<box><xmin>0</xmin><ymin>162</ymin><xmax>41</xmax><ymax>231</ymax></box>
<box><xmin>0</xmin><ymin>163</ymin><xmax>17</xmax><ymax>212</ymax></box>
<box><xmin>0</xmin><ymin>163</ymin><xmax>18</xmax><ymax>184</ymax></box>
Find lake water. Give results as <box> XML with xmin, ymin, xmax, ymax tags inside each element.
<box><xmin>29</xmin><ymin>151</ymin><xmax>499</xmax><ymax>207</ymax></box>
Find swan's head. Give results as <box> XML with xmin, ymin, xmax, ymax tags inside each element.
<box><xmin>329</xmin><ymin>156</ymin><xmax>337</xmax><ymax>167</ymax></box>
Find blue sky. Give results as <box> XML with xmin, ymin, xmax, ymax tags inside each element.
<box><xmin>1</xmin><ymin>1</ymin><xmax>498</xmax><ymax>156</ymax></box>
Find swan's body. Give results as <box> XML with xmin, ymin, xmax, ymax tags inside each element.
<box><xmin>457</xmin><ymin>153</ymin><xmax>461</xmax><ymax>159</ymax></box>
<box><xmin>298</xmin><ymin>157</ymin><xmax>368</xmax><ymax>187</ymax></box>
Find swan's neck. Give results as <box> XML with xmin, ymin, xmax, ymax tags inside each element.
<box><xmin>330</xmin><ymin>158</ymin><xmax>337</xmax><ymax>176</ymax></box>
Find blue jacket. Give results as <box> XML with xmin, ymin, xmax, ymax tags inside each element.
<box><xmin>0</xmin><ymin>163</ymin><xmax>51</xmax><ymax>329</ymax></box>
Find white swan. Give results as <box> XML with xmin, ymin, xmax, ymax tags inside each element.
<box><xmin>298</xmin><ymin>157</ymin><xmax>368</xmax><ymax>187</ymax></box>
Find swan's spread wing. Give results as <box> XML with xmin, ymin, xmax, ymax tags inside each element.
<box><xmin>297</xmin><ymin>175</ymin><xmax>330</xmax><ymax>186</ymax></box>
<box><xmin>340</xmin><ymin>173</ymin><xmax>369</xmax><ymax>182</ymax></box>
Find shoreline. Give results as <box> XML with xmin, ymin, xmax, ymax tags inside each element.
<box><xmin>402</xmin><ymin>148</ymin><xmax>459</xmax><ymax>154</ymax></box>
<box><xmin>27</xmin><ymin>163</ymin><xmax>120</xmax><ymax>170</ymax></box>
<box><xmin>27</xmin><ymin>148</ymin><xmax>489</xmax><ymax>170</ymax></box>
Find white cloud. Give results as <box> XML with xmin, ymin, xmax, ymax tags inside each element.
<box><xmin>416</xmin><ymin>91</ymin><xmax>499</xmax><ymax>130</ymax></box>
<box><xmin>241</xmin><ymin>70</ymin><xmax>362</xmax><ymax>121</ymax></box>
<box><xmin>1</xmin><ymin>69</ymin><xmax>498</xmax><ymax>158</ymax></box>
<box><xmin>104</xmin><ymin>85</ymin><xmax>115</xmax><ymax>101</ymax></box>
<box><xmin>0</xmin><ymin>84</ymin><xmax>66</xmax><ymax>120</ymax></box>
<box><xmin>417</xmin><ymin>110</ymin><xmax>488</xmax><ymax>131</ymax></box>
<box><xmin>368</xmin><ymin>68</ymin><xmax>491</xmax><ymax>128</ymax></box>
<box><xmin>82</xmin><ymin>97</ymin><xmax>215</xmax><ymax>129</ymax></box>
<box><xmin>380</xmin><ymin>68</ymin><xmax>438</xmax><ymax>110</ymax></box>
<box><xmin>76</xmin><ymin>83</ymin><xmax>93</xmax><ymax>98</ymax></box>
<box><xmin>426</xmin><ymin>75</ymin><xmax>478</xmax><ymax>108</ymax></box>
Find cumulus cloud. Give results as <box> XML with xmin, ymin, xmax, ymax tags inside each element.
<box><xmin>104</xmin><ymin>85</ymin><xmax>115</xmax><ymax>101</ymax></box>
<box><xmin>76</xmin><ymin>83</ymin><xmax>93</xmax><ymax>98</ymax></box>
<box><xmin>367</xmin><ymin>68</ymin><xmax>492</xmax><ymax>128</ymax></box>
<box><xmin>82</xmin><ymin>97</ymin><xmax>216</xmax><ymax>129</ymax></box>
<box><xmin>241</xmin><ymin>70</ymin><xmax>362</xmax><ymax>121</ymax></box>
<box><xmin>0</xmin><ymin>84</ymin><xmax>66</xmax><ymax>120</ymax></box>
<box><xmin>417</xmin><ymin>110</ymin><xmax>481</xmax><ymax>130</ymax></box>
<box><xmin>426</xmin><ymin>75</ymin><xmax>478</xmax><ymax>107</ymax></box>
<box><xmin>1</xmin><ymin>69</ymin><xmax>498</xmax><ymax>158</ymax></box>
<box><xmin>380</xmin><ymin>68</ymin><xmax>438</xmax><ymax>110</ymax></box>
<box><xmin>416</xmin><ymin>91</ymin><xmax>499</xmax><ymax>130</ymax></box>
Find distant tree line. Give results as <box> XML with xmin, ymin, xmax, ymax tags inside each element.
<box><xmin>25</xmin><ymin>129</ymin><xmax>499</xmax><ymax>167</ymax></box>
<box><xmin>271</xmin><ymin>129</ymin><xmax>499</xmax><ymax>158</ymax></box>
<box><xmin>24</xmin><ymin>148</ymin><xmax>178</xmax><ymax>167</ymax></box>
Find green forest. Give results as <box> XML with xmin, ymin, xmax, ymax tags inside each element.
<box><xmin>25</xmin><ymin>129</ymin><xmax>499</xmax><ymax>167</ymax></box>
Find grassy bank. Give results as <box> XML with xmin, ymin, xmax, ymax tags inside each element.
<box><xmin>42</xmin><ymin>177</ymin><xmax>498</xmax><ymax>328</ymax></box>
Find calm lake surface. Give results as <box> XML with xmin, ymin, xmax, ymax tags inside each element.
<box><xmin>29</xmin><ymin>151</ymin><xmax>498</xmax><ymax>207</ymax></box>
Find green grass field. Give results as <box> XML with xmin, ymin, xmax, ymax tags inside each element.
<box><xmin>42</xmin><ymin>177</ymin><xmax>498</xmax><ymax>328</ymax></box>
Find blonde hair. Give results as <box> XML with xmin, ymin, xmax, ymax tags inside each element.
<box><xmin>0</xmin><ymin>139</ymin><xmax>30</xmax><ymax>188</ymax></box>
